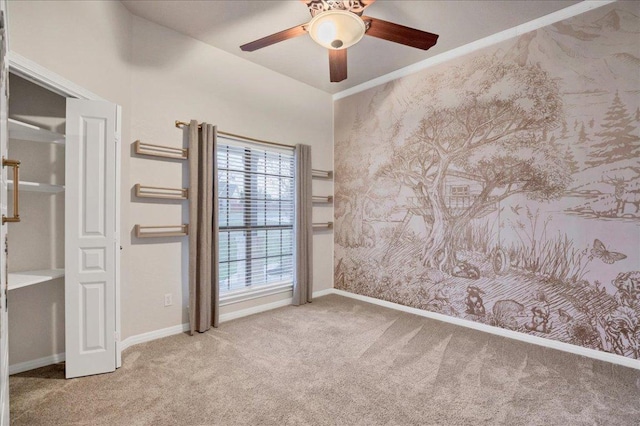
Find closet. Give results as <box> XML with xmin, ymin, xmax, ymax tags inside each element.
<box><xmin>7</xmin><ymin>75</ymin><xmax>66</xmax><ymax>374</ymax></box>
<box><xmin>4</xmin><ymin>73</ymin><xmax>121</xmax><ymax>379</ymax></box>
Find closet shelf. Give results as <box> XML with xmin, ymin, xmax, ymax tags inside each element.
<box><xmin>8</xmin><ymin>118</ymin><xmax>65</xmax><ymax>144</ymax></box>
<box><xmin>8</xmin><ymin>180</ymin><xmax>65</xmax><ymax>193</ymax></box>
<box><xmin>8</xmin><ymin>269</ymin><xmax>65</xmax><ymax>291</ymax></box>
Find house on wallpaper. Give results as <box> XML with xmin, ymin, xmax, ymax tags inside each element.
<box><xmin>387</xmin><ymin>168</ymin><xmax>497</xmax><ymax>240</ymax></box>
<box><xmin>410</xmin><ymin>170</ymin><xmax>488</xmax><ymax>211</ymax></box>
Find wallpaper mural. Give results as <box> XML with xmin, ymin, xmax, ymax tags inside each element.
<box><xmin>334</xmin><ymin>2</ymin><xmax>640</xmax><ymax>360</ymax></box>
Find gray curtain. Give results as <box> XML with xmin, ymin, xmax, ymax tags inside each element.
<box><xmin>188</xmin><ymin>120</ymin><xmax>219</xmax><ymax>334</ymax></box>
<box><xmin>293</xmin><ymin>144</ymin><xmax>313</xmax><ymax>306</ymax></box>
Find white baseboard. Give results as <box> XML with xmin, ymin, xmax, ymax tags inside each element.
<box><xmin>9</xmin><ymin>326</ymin><xmax>192</xmax><ymax>373</ymax></box>
<box><xmin>10</xmin><ymin>288</ymin><xmax>334</xmax><ymax>374</ymax></box>
<box><xmin>219</xmin><ymin>297</ymin><xmax>293</xmax><ymax>323</ymax></box>
<box><xmin>218</xmin><ymin>287</ymin><xmax>334</xmax><ymax>322</ymax></box>
<box><xmin>120</xmin><ymin>287</ymin><xmax>333</xmax><ymax>352</ymax></box>
<box><xmin>330</xmin><ymin>289</ymin><xmax>640</xmax><ymax>371</ymax></box>
<box><xmin>312</xmin><ymin>288</ymin><xmax>334</xmax><ymax>298</ymax></box>
<box><xmin>10</xmin><ymin>287</ymin><xmax>638</xmax><ymax>373</ymax></box>
<box><xmin>9</xmin><ymin>352</ymin><xmax>65</xmax><ymax>375</ymax></box>
<box><xmin>120</xmin><ymin>323</ymin><xmax>190</xmax><ymax>352</ymax></box>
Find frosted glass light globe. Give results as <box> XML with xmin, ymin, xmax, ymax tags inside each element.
<box><xmin>308</xmin><ymin>10</ymin><xmax>366</xmax><ymax>50</ymax></box>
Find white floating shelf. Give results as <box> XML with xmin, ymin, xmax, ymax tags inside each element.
<box><xmin>8</xmin><ymin>180</ymin><xmax>65</xmax><ymax>193</ymax></box>
<box><xmin>8</xmin><ymin>269</ymin><xmax>65</xmax><ymax>291</ymax></box>
<box><xmin>8</xmin><ymin>118</ymin><xmax>65</xmax><ymax>145</ymax></box>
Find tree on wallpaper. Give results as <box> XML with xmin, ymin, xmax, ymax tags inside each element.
<box><xmin>334</xmin><ymin>3</ymin><xmax>640</xmax><ymax>360</ymax></box>
<box><xmin>334</xmin><ymin>115</ymin><xmax>399</xmax><ymax>248</ymax></box>
<box><xmin>378</xmin><ymin>57</ymin><xmax>571</xmax><ymax>272</ymax></box>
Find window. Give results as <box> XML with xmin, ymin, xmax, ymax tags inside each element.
<box><xmin>450</xmin><ymin>185</ymin><xmax>469</xmax><ymax>196</ymax></box>
<box><xmin>217</xmin><ymin>141</ymin><xmax>295</xmax><ymax>296</ymax></box>
<box><xmin>448</xmin><ymin>184</ymin><xmax>471</xmax><ymax>209</ymax></box>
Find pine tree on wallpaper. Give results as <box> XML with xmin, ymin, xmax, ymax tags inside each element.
<box><xmin>577</xmin><ymin>122</ymin><xmax>589</xmax><ymax>151</ymax></box>
<box><xmin>587</xmin><ymin>91</ymin><xmax>640</xmax><ymax>168</ymax></box>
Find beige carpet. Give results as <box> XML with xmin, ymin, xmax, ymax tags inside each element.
<box><xmin>10</xmin><ymin>294</ymin><xmax>640</xmax><ymax>425</ymax></box>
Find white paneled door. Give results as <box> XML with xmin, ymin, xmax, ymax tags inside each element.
<box><xmin>0</xmin><ymin>0</ymin><xmax>9</xmax><ymax>422</ymax></box>
<box><xmin>65</xmin><ymin>99</ymin><xmax>120</xmax><ymax>379</ymax></box>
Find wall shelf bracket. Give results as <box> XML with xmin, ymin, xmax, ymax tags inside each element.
<box><xmin>135</xmin><ymin>224</ymin><xmax>189</xmax><ymax>238</ymax></box>
<box><xmin>134</xmin><ymin>140</ymin><xmax>188</xmax><ymax>160</ymax></box>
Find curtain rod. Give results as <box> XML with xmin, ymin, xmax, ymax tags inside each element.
<box><xmin>175</xmin><ymin>120</ymin><xmax>295</xmax><ymax>150</ymax></box>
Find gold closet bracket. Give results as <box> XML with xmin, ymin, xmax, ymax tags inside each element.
<box><xmin>3</xmin><ymin>157</ymin><xmax>20</xmax><ymax>224</ymax></box>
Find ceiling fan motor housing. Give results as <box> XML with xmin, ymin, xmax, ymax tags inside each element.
<box><xmin>306</xmin><ymin>0</ymin><xmax>369</xmax><ymax>17</ymax></box>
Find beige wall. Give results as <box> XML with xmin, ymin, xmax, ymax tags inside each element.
<box><xmin>7</xmin><ymin>0</ymin><xmax>333</xmax><ymax>361</ymax></box>
<box><xmin>127</xmin><ymin>16</ymin><xmax>333</xmax><ymax>338</ymax></box>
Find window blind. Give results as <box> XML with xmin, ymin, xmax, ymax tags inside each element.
<box><xmin>218</xmin><ymin>141</ymin><xmax>295</xmax><ymax>294</ymax></box>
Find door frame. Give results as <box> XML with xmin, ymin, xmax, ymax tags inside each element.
<box><xmin>7</xmin><ymin>51</ymin><xmax>122</xmax><ymax>368</ymax></box>
<box><xmin>1</xmin><ymin>2</ymin><xmax>10</xmax><ymax>424</ymax></box>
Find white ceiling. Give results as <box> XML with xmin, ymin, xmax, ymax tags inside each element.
<box><xmin>121</xmin><ymin>0</ymin><xmax>582</xmax><ymax>95</ymax></box>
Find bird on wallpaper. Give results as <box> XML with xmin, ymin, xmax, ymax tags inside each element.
<box><xmin>510</xmin><ymin>204</ymin><xmax>522</xmax><ymax>215</ymax></box>
<box><xmin>590</xmin><ymin>239</ymin><xmax>627</xmax><ymax>264</ymax></box>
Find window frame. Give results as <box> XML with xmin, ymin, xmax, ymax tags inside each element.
<box><xmin>217</xmin><ymin>139</ymin><xmax>295</xmax><ymax>306</ymax></box>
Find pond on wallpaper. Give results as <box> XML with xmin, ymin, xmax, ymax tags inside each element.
<box><xmin>334</xmin><ymin>3</ymin><xmax>640</xmax><ymax>359</ymax></box>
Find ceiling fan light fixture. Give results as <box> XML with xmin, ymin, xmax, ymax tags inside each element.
<box><xmin>308</xmin><ymin>10</ymin><xmax>366</xmax><ymax>50</ymax></box>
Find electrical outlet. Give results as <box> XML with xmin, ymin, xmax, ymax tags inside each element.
<box><xmin>164</xmin><ymin>293</ymin><xmax>173</xmax><ymax>307</ymax></box>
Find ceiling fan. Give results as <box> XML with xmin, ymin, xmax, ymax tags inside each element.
<box><xmin>240</xmin><ymin>0</ymin><xmax>439</xmax><ymax>83</ymax></box>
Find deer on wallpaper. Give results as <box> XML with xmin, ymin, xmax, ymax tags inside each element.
<box><xmin>604</xmin><ymin>176</ymin><xmax>640</xmax><ymax>215</ymax></box>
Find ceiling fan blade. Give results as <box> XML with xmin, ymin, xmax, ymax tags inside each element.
<box><xmin>329</xmin><ymin>49</ymin><xmax>347</xmax><ymax>83</ymax></box>
<box><xmin>240</xmin><ymin>24</ymin><xmax>308</xmax><ymax>52</ymax></box>
<box><xmin>362</xmin><ymin>16</ymin><xmax>439</xmax><ymax>51</ymax></box>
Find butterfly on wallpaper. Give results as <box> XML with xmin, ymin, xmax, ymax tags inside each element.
<box><xmin>590</xmin><ymin>239</ymin><xmax>627</xmax><ymax>264</ymax></box>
